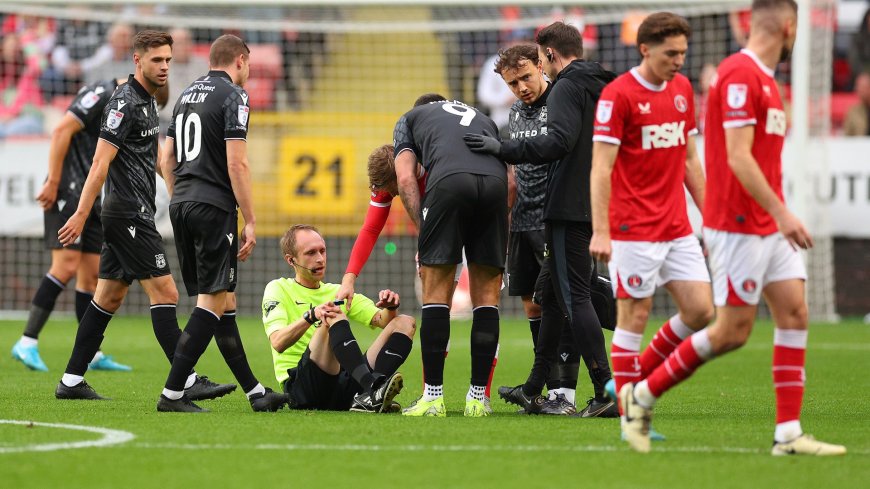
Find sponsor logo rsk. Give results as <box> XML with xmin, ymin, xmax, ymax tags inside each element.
<box><xmin>641</xmin><ymin>121</ymin><xmax>686</xmax><ymax>149</ymax></box>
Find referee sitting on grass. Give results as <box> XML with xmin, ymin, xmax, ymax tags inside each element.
<box><xmin>262</xmin><ymin>224</ymin><xmax>415</xmax><ymax>413</ymax></box>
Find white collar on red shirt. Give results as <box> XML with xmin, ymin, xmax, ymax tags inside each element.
<box><xmin>630</xmin><ymin>67</ymin><xmax>667</xmax><ymax>92</ymax></box>
<box><xmin>739</xmin><ymin>48</ymin><xmax>776</xmax><ymax>78</ymax></box>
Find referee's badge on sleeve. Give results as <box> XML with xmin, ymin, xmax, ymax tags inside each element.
<box><xmin>596</xmin><ymin>100</ymin><xmax>613</xmax><ymax>123</ymax></box>
<box><xmin>238</xmin><ymin>105</ymin><xmax>249</xmax><ymax>125</ymax></box>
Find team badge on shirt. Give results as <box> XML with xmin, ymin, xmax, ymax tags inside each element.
<box><xmin>596</xmin><ymin>100</ymin><xmax>613</xmax><ymax>123</ymax></box>
<box><xmin>81</xmin><ymin>91</ymin><xmax>100</xmax><ymax>109</ymax></box>
<box><xmin>674</xmin><ymin>95</ymin><xmax>688</xmax><ymax>113</ymax></box>
<box><xmin>727</xmin><ymin>84</ymin><xmax>748</xmax><ymax>109</ymax></box>
<box><xmin>106</xmin><ymin>109</ymin><xmax>124</xmax><ymax>129</ymax></box>
<box><xmin>238</xmin><ymin>105</ymin><xmax>249</xmax><ymax>125</ymax></box>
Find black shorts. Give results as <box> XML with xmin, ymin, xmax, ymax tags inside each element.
<box><xmin>507</xmin><ymin>229</ymin><xmax>545</xmax><ymax>296</ymax></box>
<box><xmin>44</xmin><ymin>199</ymin><xmax>103</xmax><ymax>254</ymax></box>
<box><xmin>99</xmin><ymin>214</ymin><xmax>171</xmax><ymax>284</ymax></box>
<box><xmin>170</xmin><ymin>202</ymin><xmax>238</xmax><ymax>297</ymax></box>
<box><xmin>283</xmin><ymin>348</ymin><xmax>362</xmax><ymax>410</ymax></box>
<box><xmin>418</xmin><ymin>173</ymin><xmax>507</xmax><ymax>270</ymax></box>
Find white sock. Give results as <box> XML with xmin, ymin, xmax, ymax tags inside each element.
<box><xmin>162</xmin><ymin>388</ymin><xmax>184</xmax><ymax>400</ymax></box>
<box><xmin>184</xmin><ymin>372</ymin><xmax>198</xmax><ymax>389</ymax></box>
<box><xmin>633</xmin><ymin>380</ymin><xmax>656</xmax><ymax>409</ymax></box>
<box><xmin>19</xmin><ymin>336</ymin><xmax>38</xmax><ymax>347</ymax></box>
<box><xmin>561</xmin><ymin>388</ymin><xmax>576</xmax><ymax>405</ymax></box>
<box><xmin>423</xmin><ymin>383</ymin><xmax>443</xmax><ymax>401</ymax></box>
<box><xmin>90</xmin><ymin>351</ymin><xmax>104</xmax><ymax>363</ymax></box>
<box><xmin>547</xmin><ymin>389</ymin><xmax>560</xmax><ymax>400</ymax></box>
<box><xmin>61</xmin><ymin>373</ymin><xmax>83</xmax><ymax>387</ymax></box>
<box><xmin>669</xmin><ymin>314</ymin><xmax>695</xmax><ymax>340</ymax></box>
<box><xmin>467</xmin><ymin>384</ymin><xmax>485</xmax><ymax>401</ymax></box>
<box><xmin>774</xmin><ymin>420</ymin><xmax>803</xmax><ymax>443</ymax></box>
<box><xmin>246</xmin><ymin>383</ymin><xmax>266</xmax><ymax>399</ymax></box>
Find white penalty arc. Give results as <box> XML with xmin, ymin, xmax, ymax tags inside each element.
<box><xmin>0</xmin><ymin>419</ymin><xmax>135</xmax><ymax>454</ymax></box>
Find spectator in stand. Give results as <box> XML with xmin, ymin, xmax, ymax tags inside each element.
<box><xmin>83</xmin><ymin>23</ymin><xmax>134</xmax><ymax>85</ymax></box>
<box><xmin>160</xmin><ymin>27</ymin><xmax>208</xmax><ymax>130</ymax></box>
<box><xmin>41</xmin><ymin>16</ymin><xmax>107</xmax><ymax>97</ymax></box>
<box><xmin>844</xmin><ymin>72</ymin><xmax>870</xmax><ymax>136</ymax></box>
<box><xmin>849</xmin><ymin>8</ymin><xmax>870</xmax><ymax>80</ymax></box>
<box><xmin>0</xmin><ymin>33</ymin><xmax>45</xmax><ymax>138</ymax></box>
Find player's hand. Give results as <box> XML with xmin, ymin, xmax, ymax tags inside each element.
<box><xmin>36</xmin><ymin>180</ymin><xmax>59</xmax><ymax>210</ymax></box>
<box><xmin>589</xmin><ymin>232</ymin><xmax>612</xmax><ymax>263</ymax></box>
<box><xmin>775</xmin><ymin>210</ymin><xmax>814</xmax><ymax>250</ymax></box>
<box><xmin>238</xmin><ymin>222</ymin><xmax>256</xmax><ymax>261</ymax></box>
<box><xmin>463</xmin><ymin>133</ymin><xmax>502</xmax><ymax>156</ymax></box>
<box><xmin>336</xmin><ymin>273</ymin><xmax>356</xmax><ymax>309</ymax></box>
<box><xmin>316</xmin><ymin>301</ymin><xmax>343</xmax><ymax>327</ymax></box>
<box><xmin>376</xmin><ymin>289</ymin><xmax>400</xmax><ymax>310</ymax></box>
<box><xmin>57</xmin><ymin>211</ymin><xmax>87</xmax><ymax>247</ymax></box>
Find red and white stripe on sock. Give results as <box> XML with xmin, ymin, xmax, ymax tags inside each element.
<box><xmin>773</xmin><ymin>328</ymin><xmax>806</xmax><ymax>441</ymax></box>
<box><xmin>645</xmin><ymin>328</ymin><xmax>713</xmax><ymax>399</ymax></box>
<box><xmin>485</xmin><ymin>343</ymin><xmax>499</xmax><ymax>398</ymax></box>
<box><xmin>611</xmin><ymin>328</ymin><xmax>643</xmax><ymax>403</ymax></box>
<box><xmin>640</xmin><ymin>314</ymin><xmax>694</xmax><ymax>378</ymax></box>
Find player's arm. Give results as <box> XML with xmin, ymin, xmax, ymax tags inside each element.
<box><xmin>338</xmin><ymin>200</ymin><xmax>392</xmax><ymax>308</ymax></box>
<box><xmin>369</xmin><ymin>289</ymin><xmax>401</xmax><ymax>328</ymax></box>
<box><xmin>227</xmin><ymin>139</ymin><xmax>257</xmax><ymax>261</ymax></box>
<box><xmin>684</xmin><ymin>135</ymin><xmax>705</xmax><ymax>211</ymax></box>
<box><xmin>160</xmin><ymin>137</ymin><xmax>177</xmax><ymax>197</ymax></box>
<box><xmin>395</xmin><ymin>150</ymin><xmax>421</xmax><ymax>230</ymax></box>
<box><xmin>57</xmin><ymin>140</ymin><xmax>118</xmax><ymax>246</ymax></box>
<box><xmin>589</xmin><ymin>141</ymin><xmax>619</xmax><ymax>262</ymax></box>
<box><xmin>37</xmin><ymin>113</ymin><xmax>84</xmax><ymax>210</ymax></box>
<box><xmin>725</xmin><ymin>126</ymin><xmax>812</xmax><ymax>249</ymax></box>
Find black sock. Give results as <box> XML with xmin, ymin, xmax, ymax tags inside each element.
<box><xmin>74</xmin><ymin>290</ymin><xmax>93</xmax><ymax>324</ymax></box>
<box><xmin>529</xmin><ymin>317</ymin><xmax>541</xmax><ymax>351</ymax></box>
<box><xmin>150</xmin><ymin>304</ymin><xmax>182</xmax><ymax>364</ymax></box>
<box><xmin>557</xmin><ymin>327</ymin><xmax>580</xmax><ymax>391</ymax></box>
<box><xmin>374</xmin><ymin>332</ymin><xmax>412</xmax><ymax>377</ymax></box>
<box><xmin>23</xmin><ymin>274</ymin><xmax>65</xmax><ymax>339</ymax></box>
<box><xmin>328</xmin><ymin>319</ymin><xmax>377</xmax><ymax>391</ymax></box>
<box><xmin>470</xmin><ymin>306</ymin><xmax>499</xmax><ymax>386</ymax></box>
<box><xmin>214</xmin><ymin>311</ymin><xmax>258</xmax><ymax>393</ymax></box>
<box><xmin>64</xmin><ymin>301</ymin><xmax>112</xmax><ymax>376</ymax></box>
<box><xmin>420</xmin><ymin>304</ymin><xmax>450</xmax><ymax>386</ymax></box>
<box><xmin>164</xmin><ymin>307</ymin><xmax>218</xmax><ymax>391</ymax></box>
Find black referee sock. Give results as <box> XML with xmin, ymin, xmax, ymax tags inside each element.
<box><xmin>214</xmin><ymin>310</ymin><xmax>259</xmax><ymax>393</ymax></box>
<box><xmin>529</xmin><ymin>317</ymin><xmax>542</xmax><ymax>352</ymax></box>
<box><xmin>164</xmin><ymin>307</ymin><xmax>218</xmax><ymax>392</ymax></box>
<box><xmin>557</xmin><ymin>326</ymin><xmax>580</xmax><ymax>391</ymax></box>
<box><xmin>420</xmin><ymin>304</ymin><xmax>450</xmax><ymax>386</ymax></box>
<box><xmin>328</xmin><ymin>319</ymin><xmax>377</xmax><ymax>391</ymax></box>
<box><xmin>64</xmin><ymin>301</ymin><xmax>113</xmax><ymax>376</ymax></box>
<box><xmin>74</xmin><ymin>290</ymin><xmax>93</xmax><ymax>324</ymax></box>
<box><xmin>150</xmin><ymin>304</ymin><xmax>182</xmax><ymax>364</ymax></box>
<box><xmin>470</xmin><ymin>306</ymin><xmax>499</xmax><ymax>386</ymax></box>
<box><xmin>22</xmin><ymin>274</ymin><xmax>65</xmax><ymax>339</ymax></box>
<box><xmin>374</xmin><ymin>332</ymin><xmax>413</xmax><ymax>377</ymax></box>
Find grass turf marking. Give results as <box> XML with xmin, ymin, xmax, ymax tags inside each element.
<box><xmin>0</xmin><ymin>419</ymin><xmax>135</xmax><ymax>454</ymax></box>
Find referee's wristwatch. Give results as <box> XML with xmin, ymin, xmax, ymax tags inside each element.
<box><xmin>303</xmin><ymin>307</ymin><xmax>320</xmax><ymax>327</ymax></box>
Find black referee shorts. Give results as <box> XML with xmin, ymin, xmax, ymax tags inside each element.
<box><xmin>44</xmin><ymin>197</ymin><xmax>103</xmax><ymax>254</ymax></box>
<box><xmin>418</xmin><ymin>172</ymin><xmax>508</xmax><ymax>270</ymax></box>
<box><xmin>169</xmin><ymin>201</ymin><xmax>238</xmax><ymax>297</ymax></box>
<box><xmin>283</xmin><ymin>348</ymin><xmax>362</xmax><ymax>410</ymax></box>
<box><xmin>507</xmin><ymin>229</ymin><xmax>545</xmax><ymax>296</ymax></box>
<box><xmin>99</xmin><ymin>214</ymin><xmax>171</xmax><ymax>284</ymax></box>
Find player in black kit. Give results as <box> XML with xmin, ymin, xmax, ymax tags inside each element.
<box><xmin>55</xmin><ymin>31</ymin><xmax>234</xmax><ymax>402</ymax></box>
<box><xmin>156</xmin><ymin>34</ymin><xmax>287</xmax><ymax>413</ymax></box>
<box><xmin>11</xmin><ymin>77</ymin><xmax>133</xmax><ymax>373</ymax></box>
<box><xmin>393</xmin><ymin>94</ymin><xmax>505</xmax><ymax>417</ymax></box>
<box><xmin>465</xmin><ymin>22</ymin><xmax>617</xmax><ymax>414</ymax></box>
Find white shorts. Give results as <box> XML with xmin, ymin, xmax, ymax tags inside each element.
<box><xmin>609</xmin><ymin>235</ymin><xmax>710</xmax><ymax>299</ymax></box>
<box><xmin>703</xmin><ymin>227</ymin><xmax>807</xmax><ymax>307</ymax></box>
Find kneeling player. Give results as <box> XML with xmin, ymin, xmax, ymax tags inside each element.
<box><xmin>263</xmin><ymin>224</ymin><xmax>414</xmax><ymax>412</ymax></box>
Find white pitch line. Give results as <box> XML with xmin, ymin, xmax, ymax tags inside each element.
<box><xmin>0</xmin><ymin>419</ymin><xmax>135</xmax><ymax>454</ymax></box>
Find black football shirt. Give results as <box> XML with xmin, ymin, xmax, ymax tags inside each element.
<box><xmin>508</xmin><ymin>83</ymin><xmax>552</xmax><ymax>232</ymax></box>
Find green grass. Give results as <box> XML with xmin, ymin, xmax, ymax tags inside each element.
<box><xmin>1</xmin><ymin>316</ymin><xmax>868</xmax><ymax>488</ymax></box>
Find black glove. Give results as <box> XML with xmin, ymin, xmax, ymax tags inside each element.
<box><xmin>463</xmin><ymin>133</ymin><xmax>502</xmax><ymax>156</ymax></box>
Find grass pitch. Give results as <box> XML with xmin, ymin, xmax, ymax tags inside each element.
<box><xmin>1</xmin><ymin>316</ymin><xmax>868</xmax><ymax>488</ymax></box>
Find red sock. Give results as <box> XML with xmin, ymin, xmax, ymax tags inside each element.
<box><xmin>773</xmin><ymin>345</ymin><xmax>805</xmax><ymax>424</ymax></box>
<box><xmin>611</xmin><ymin>344</ymin><xmax>640</xmax><ymax>401</ymax></box>
<box><xmin>485</xmin><ymin>345</ymin><xmax>499</xmax><ymax>398</ymax></box>
<box><xmin>640</xmin><ymin>319</ymin><xmax>682</xmax><ymax>378</ymax></box>
<box><xmin>646</xmin><ymin>335</ymin><xmax>707</xmax><ymax>397</ymax></box>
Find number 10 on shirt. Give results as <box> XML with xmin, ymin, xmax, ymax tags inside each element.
<box><xmin>278</xmin><ymin>136</ymin><xmax>357</xmax><ymax>216</ymax></box>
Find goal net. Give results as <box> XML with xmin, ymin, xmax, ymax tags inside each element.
<box><xmin>0</xmin><ymin>0</ymin><xmax>836</xmax><ymax>320</ymax></box>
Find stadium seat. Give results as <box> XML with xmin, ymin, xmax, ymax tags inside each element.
<box><xmin>245</xmin><ymin>77</ymin><xmax>274</xmax><ymax>110</ymax></box>
<box><xmin>248</xmin><ymin>44</ymin><xmax>283</xmax><ymax>79</ymax></box>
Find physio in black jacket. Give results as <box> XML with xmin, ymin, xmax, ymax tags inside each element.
<box><xmin>465</xmin><ymin>21</ymin><xmax>616</xmax><ymax>414</ymax></box>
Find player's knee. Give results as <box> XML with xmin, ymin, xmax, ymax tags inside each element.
<box><xmin>392</xmin><ymin>314</ymin><xmax>416</xmax><ymax>338</ymax></box>
<box><xmin>711</xmin><ymin>320</ymin><xmax>752</xmax><ymax>354</ymax></box>
<box><xmin>49</xmin><ymin>261</ymin><xmax>77</xmax><ymax>283</ymax></box>
<box><xmin>685</xmin><ymin>305</ymin><xmax>714</xmax><ymax>329</ymax></box>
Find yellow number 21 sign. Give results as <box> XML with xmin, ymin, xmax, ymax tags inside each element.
<box><xmin>278</xmin><ymin>136</ymin><xmax>357</xmax><ymax>216</ymax></box>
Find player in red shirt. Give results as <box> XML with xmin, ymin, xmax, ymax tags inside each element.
<box><xmin>618</xmin><ymin>0</ymin><xmax>846</xmax><ymax>455</ymax></box>
<box><xmin>589</xmin><ymin>12</ymin><xmax>712</xmax><ymax>442</ymax></box>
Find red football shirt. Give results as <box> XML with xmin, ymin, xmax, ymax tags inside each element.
<box><xmin>593</xmin><ymin>68</ymin><xmax>697</xmax><ymax>241</ymax></box>
<box><xmin>703</xmin><ymin>49</ymin><xmax>787</xmax><ymax>236</ymax></box>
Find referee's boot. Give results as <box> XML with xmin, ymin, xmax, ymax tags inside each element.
<box><xmin>157</xmin><ymin>394</ymin><xmax>208</xmax><ymax>413</ymax></box>
<box><xmin>55</xmin><ymin>380</ymin><xmax>109</xmax><ymax>400</ymax></box>
<box><xmin>185</xmin><ymin>375</ymin><xmax>237</xmax><ymax>401</ymax></box>
<box><xmin>250</xmin><ymin>388</ymin><xmax>289</xmax><ymax>412</ymax></box>
<box><xmin>350</xmin><ymin>372</ymin><xmax>404</xmax><ymax>413</ymax></box>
